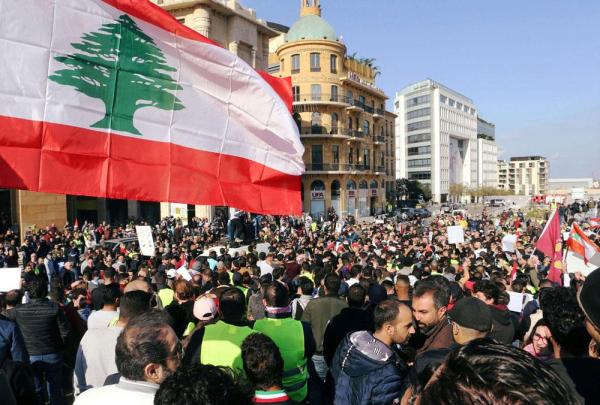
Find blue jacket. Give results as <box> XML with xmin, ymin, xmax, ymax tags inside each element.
<box><xmin>0</xmin><ymin>315</ymin><xmax>28</xmax><ymax>365</ymax></box>
<box><xmin>331</xmin><ymin>331</ymin><xmax>408</xmax><ymax>405</ymax></box>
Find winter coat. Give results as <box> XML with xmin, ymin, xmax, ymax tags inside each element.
<box><xmin>331</xmin><ymin>331</ymin><xmax>408</xmax><ymax>405</ymax></box>
<box><xmin>489</xmin><ymin>305</ymin><xmax>517</xmax><ymax>344</ymax></box>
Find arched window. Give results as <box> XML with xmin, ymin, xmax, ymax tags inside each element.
<box><xmin>310</xmin><ymin>180</ymin><xmax>325</xmax><ymax>191</ymax></box>
<box><xmin>359</xmin><ymin>180</ymin><xmax>368</xmax><ymax>189</ymax></box>
<box><xmin>347</xmin><ymin>180</ymin><xmax>357</xmax><ymax>190</ymax></box>
<box><xmin>331</xmin><ymin>180</ymin><xmax>341</xmax><ymax>197</ymax></box>
<box><xmin>363</xmin><ymin>120</ymin><xmax>370</xmax><ymax>135</ymax></box>
<box><xmin>370</xmin><ymin>180</ymin><xmax>378</xmax><ymax>189</ymax></box>
<box><xmin>331</xmin><ymin>113</ymin><xmax>339</xmax><ymax>134</ymax></box>
<box><xmin>311</xmin><ymin>112</ymin><xmax>322</xmax><ymax>134</ymax></box>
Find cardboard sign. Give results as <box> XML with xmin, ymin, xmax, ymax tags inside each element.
<box><xmin>566</xmin><ymin>250</ymin><xmax>600</xmax><ymax>277</ymax></box>
<box><xmin>335</xmin><ymin>222</ymin><xmax>343</xmax><ymax>233</ymax></box>
<box><xmin>502</xmin><ymin>234</ymin><xmax>517</xmax><ymax>253</ymax></box>
<box><xmin>256</xmin><ymin>243</ymin><xmax>270</xmax><ymax>255</ymax></box>
<box><xmin>135</xmin><ymin>226</ymin><xmax>155</xmax><ymax>256</ymax></box>
<box><xmin>177</xmin><ymin>266</ymin><xmax>192</xmax><ymax>281</ymax></box>
<box><xmin>447</xmin><ymin>226</ymin><xmax>465</xmax><ymax>244</ymax></box>
<box><xmin>0</xmin><ymin>268</ymin><xmax>21</xmax><ymax>292</ymax></box>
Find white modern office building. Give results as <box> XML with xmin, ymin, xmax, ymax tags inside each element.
<box><xmin>395</xmin><ymin>79</ymin><xmax>478</xmax><ymax>202</ymax></box>
<box><xmin>476</xmin><ymin>117</ymin><xmax>498</xmax><ymax>188</ymax></box>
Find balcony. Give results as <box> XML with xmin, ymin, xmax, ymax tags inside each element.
<box><xmin>345</xmin><ymin>99</ymin><xmax>364</xmax><ymax>113</ymax></box>
<box><xmin>294</xmin><ymin>93</ymin><xmax>350</xmax><ymax>106</ymax></box>
<box><xmin>341</xmin><ymin>129</ymin><xmax>367</xmax><ymax>141</ymax></box>
<box><xmin>305</xmin><ymin>163</ymin><xmax>370</xmax><ymax>174</ymax></box>
<box><xmin>363</xmin><ymin>104</ymin><xmax>374</xmax><ymax>114</ymax></box>
<box><xmin>299</xmin><ymin>126</ymin><xmax>350</xmax><ymax>139</ymax></box>
<box><xmin>373</xmin><ymin>108</ymin><xmax>385</xmax><ymax>119</ymax></box>
<box><xmin>373</xmin><ymin>135</ymin><xmax>385</xmax><ymax>145</ymax></box>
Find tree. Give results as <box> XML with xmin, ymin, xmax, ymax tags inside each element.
<box><xmin>49</xmin><ymin>14</ymin><xmax>184</xmax><ymax>135</ymax></box>
<box><xmin>396</xmin><ymin>178</ymin><xmax>431</xmax><ymax>202</ymax></box>
<box><xmin>448</xmin><ymin>183</ymin><xmax>464</xmax><ymax>202</ymax></box>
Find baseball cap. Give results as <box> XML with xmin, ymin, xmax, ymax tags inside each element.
<box><xmin>166</xmin><ymin>269</ymin><xmax>177</xmax><ymax>279</ymax></box>
<box><xmin>578</xmin><ymin>267</ymin><xmax>600</xmax><ymax>331</ymax></box>
<box><xmin>193</xmin><ymin>295</ymin><xmax>218</xmax><ymax>321</ymax></box>
<box><xmin>448</xmin><ymin>297</ymin><xmax>492</xmax><ymax>332</ymax></box>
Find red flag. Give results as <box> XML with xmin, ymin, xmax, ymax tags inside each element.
<box><xmin>535</xmin><ymin>210</ymin><xmax>563</xmax><ymax>284</ymax></box>
<box><xmin>0</xmin><ymin>0</ymin><xmax>304</xmax><ymax>215</ymax></box>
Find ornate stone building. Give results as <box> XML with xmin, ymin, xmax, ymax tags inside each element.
<box><xmin>269</xmin><ymin>0</ymin><xmax>395</xmax><ymax>217</ymax></box>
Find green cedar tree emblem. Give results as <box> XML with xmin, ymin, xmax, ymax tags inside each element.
<box><xmin>49</xmin><ymin>14</ymin><xmax>184</xmax><ymax>135</ymax></box>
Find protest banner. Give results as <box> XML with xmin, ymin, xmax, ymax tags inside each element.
<box><xmin>502</xmin><ymin>234</ymin><xmax>517</xmax><ymax>252</ymax></box>
<box><xmin>135</xmin><ymin>226</ymin><xmax>155</xmax><ymax>257</ymax></box>
<box><xmin>507</xmin><ymin>291</ymin><xmax>526</xmax><ymax>313</ymax></box>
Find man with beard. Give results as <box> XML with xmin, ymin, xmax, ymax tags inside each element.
<box><xmin>412</xmin><ymin>277</ymin><xmax>453</xmax><ymax>355</ymax></box>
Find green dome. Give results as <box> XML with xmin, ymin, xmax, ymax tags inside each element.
<box><xmin>286</xmin><ymin>15</ymin><xmax>337</xmax><ymax>42</ymax></box>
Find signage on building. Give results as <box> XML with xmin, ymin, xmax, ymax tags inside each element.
<box><xmin>311</xmin><ymin>191</ymin><xmax>325</xmax><ymax>200</ymax></box>
<box><xmin>370</xmin><ymin>188</ymin><xmax>378</xmax><ymax>197</ymax></box>
<box><xmin>347</xmin><ymin>190</ymin><xmax>356</xmax><ymax>198</ymax></box>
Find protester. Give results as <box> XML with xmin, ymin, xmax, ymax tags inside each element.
<box><xmin>301</xmin><ymin>273</ymin><xmax>347</xmax><ymax>380</ymax></box>
<box><xmin>413</xmin><ymin>339</ymin><xmax>578</xmax><ymax>404</ymax></box>
<box><xmin>86</xmin><ymin>283</ymin><xmax>121</xmax><ymax>329</ymax></box>
<box><xmin>473</xmin><ymin>279</ymin><xmax>517</xmax><ymax>344</ymax></box>
<box><xmin>577</xmin><ymin>267</ymin><xmax>600</xmax><ymax>357</ymax></box>
<box><xmin>74</xmin><ymin>310</ymin><xmax>179</xmax><ymax>405</ymax></box>
<box><xmin>522</xmin><ymin>319</ymin><xmax>554</xmax><ymax>361</ymax></box>
<box><xmin>331</xmin><ymin>300</ymin><xmax>414</xmax><ymax>404</ymax></box>
<box><xmin>411</xmin><ymin>277</ymin><xmax>453</xmax><ymax>355</ymax></box>
<box><xmin>241</xmin><ymin>333</ymin><xmax>294</xmax><ymax>404</ymax></box>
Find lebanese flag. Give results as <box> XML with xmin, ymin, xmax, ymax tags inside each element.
<box><xmin>535</xmin><ymin>210</ymin><xmax>563</xmax><ymax>284</ymax></box>
<box><xmin>0</xmin><ymin>0</ymin><xmax>304</xmax><ymax>215</ymax></box>
<box><xmin>590</xmin><ymin>218</ymin><xmax>600</xmax><ymax>229</ymax></box>
<box><xmin>567</xmin><ymin>223</ymin><xmax>600</xmax><ymax>265</ymax></box>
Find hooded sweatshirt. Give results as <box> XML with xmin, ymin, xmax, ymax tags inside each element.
<box><xmin>331</xmin><ymin>331</ymin><xmax>408</xmax><ymax>405</ymax></box>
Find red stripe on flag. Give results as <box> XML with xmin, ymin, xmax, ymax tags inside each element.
<box><xmin>0</xmin><ymin>115</ymin><xmax>301</xmax><ymax>215</ymax></box>
<box><xmin>101</xmin><ymin>0</ymin><xmax>293</xmax><ymax>109</ymax></box>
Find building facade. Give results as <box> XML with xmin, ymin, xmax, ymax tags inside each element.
<box><xmin>395</xmin><ymin>79</ymin><xmax>478</xmax><ymax>203</ymax></box>
<box><xmin>476</xmin><ymin>117</ymin><xmax>498</xmax><ymax>188</ymax></box>
<box><xmin>497</xmin><ymin>156</ymin><xmax>549</xmax><ymax>196</ymax></box>
<box><xmin>269</xmin><ymin>0</ymin><xmax>394</xmax><ymax>217</ymax></box>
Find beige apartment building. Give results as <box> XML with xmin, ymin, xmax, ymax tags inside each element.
<box><xmin>269</xmin><ymin>0</ymin><xmax>395</xmax><ymax>217</ymax></box>
<box><xmin>1</xmin><ymin>0</ymin><xmax>280</xmax><ymax>236</ymax></box>
<box><xmin>498</xmin><ymin>156</ymin><xmax>549</xmax><ymax>196</ymax></box>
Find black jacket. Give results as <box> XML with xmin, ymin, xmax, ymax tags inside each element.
<box><xmin>7</xmin><ymin>299</ymin><xmax>70</xmax><ymax>356</ymax></box>
<box><xmin>488</xmin><ymin>305</ymin><xmax>516</xmax><ymax>345</ymax></box>
<box><xmin>323</xmin><ymin>307</ymin><xmax>373</xmax><ymax>367</ymax></box>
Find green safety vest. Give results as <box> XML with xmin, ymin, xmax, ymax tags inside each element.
<box><xmin>236</xmin><ymin>285</ymin><xmax>248</xmax><ymax>297</ymax></box>
<box><xmin>200</xmin><ymin>321</ymin><xmax>253</xmax><ymax>373</ymax></box>
<box><xmin>158</xmin><ymin>288</ymin><xmax>175</xmax><ymax>307</ymax></box>
<box><xmin>253</xmin><ymin>318</ymin><xmax>307</xmax><ymax>402</ymax></box>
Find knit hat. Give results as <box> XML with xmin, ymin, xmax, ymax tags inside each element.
<box><xmin>578</xmin><ymin>267</ymin><xmax>600</xmax><ymax>331</ymax></box>
<box><xmin>193</xmin><ymin>295</ymin><xmax>218</xmax><ymax>321</ymax></box>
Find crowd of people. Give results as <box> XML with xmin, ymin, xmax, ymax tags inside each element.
<box><xmin>0</xmin><ymin>201</ymin><xmax>600</xmax><ymax>405</ymax></box>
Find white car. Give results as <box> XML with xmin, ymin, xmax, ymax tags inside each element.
<box><xmin>490</xmin><ymin>199</ymin><xmax>506</xmax><ymax>207</ymax></box>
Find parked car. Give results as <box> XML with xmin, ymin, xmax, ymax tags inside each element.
<box><xmin>415</xmin><ymin>208</ymin><xmax>431</xmax><ymax>218</ymax></box>
<box><xmin>490</xmin><ymin>198</ymin><xmax>506</xmax><ymax>207</ymax></box>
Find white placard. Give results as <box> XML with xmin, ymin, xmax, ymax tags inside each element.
<box><xmin>0</xmin><ymin>268</ymin><xmax>21</xmax><ymax>292</ymax></box>
<box><xmin>502</xmin><ymin>234</ymin><xmax>517</xmax><ymax>253</ymax></box>
<box><xmin>566</xmin><ymin>250</ymin><xmax>600</xmax><ymax>277</ymax></box>
<box><xmin>176</xmin><ymin>266</ymin><xmax>192</xmax><ymax>281</ymax></box>
<box><xmin>375</xmin><ymin>219</ymin><xmax>384</xmax><ymax>224</ymax></box>
<box><xmin>507</xmin><ymin>291</ymin><xmax>525</xmax><ymax>313</ymax></box>
<box><xmin>135</xmin><ymin>226</ymin><xmax>155</xmax><ymax>257</ymax></box>
<box><xmin>447</xmin><ymin>226</ymin><xmax>465</xmax><ymax>244</ymax></box>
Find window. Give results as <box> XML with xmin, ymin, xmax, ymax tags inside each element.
<box><xmin>457</xmin><ymin>102</ymin><xmax>463</xmax><ymax>110</ymax></box>
<box><xmin>440</xmin><ymin>95</ymin><xmax>447</xmax><ymax>104</ymax></box>
<box><xmin>406</xmin><ymin>107</ymin><xmax>430</xmax><ymax>120</ymax></box>
<box><xmin>359</xmin><ymin>95</ymin><xmax>366</xmax><ymax>107</ymax></box>
<box><xmin>311</xmin><ymin>84</ymin><xmax>321</xmax><ymax>101</ymax></box>
<box><xmin>407</xmin><ymin>158</ymin><xmax>431</xmax><ymax>168</ymax></box>
<box><xmin>311</xmin><ymin>145</ymin><xmax>323</xmax><ymax>170</ymax></box>
<box><xmin>292</xmin><ymin>86</ymin><xmax>300</xmax><ymax>102</ymax></box>
<box><xmin>347</xmin><ymin>90</ymin><xmax>354</xmax><ymax>104</ymax></box>
<box><xmin>448</xmin><ymin>98</ymin><xmax>455</xmax><ymax>107</ymax></box>
<box><xmin>406</xmin><ymin>94</ymin><xmax>430</xmax><ymax>107</ymax></box>
<box><xmin>407</xmin><ymin>133</ymin><xmax>430</xmax><ymax>144</ymax></box>
<box><xmin>310</xmin><ymin>53</ymin><xmax>321</xmax><ymax>72</ymax></box>
<box><xmin>407</xmin><ymin>146</ymin><xmax>431</xmax><ymax>155</ymax></box>
<box><xmin>291</xmin><ymin>54</ymin><xmax>300</xmax><ymax>73</ymax></box>
<box><xmin>408</xmin><ymin>172</ymin><xmax>431</xmax><ymax>180</ymax></box>
<box><xmin>347</xmin><ymin>116</ymin><xmax>353</xmax><ymax>130</ymax></box>
<box><xmin>331</xmin><ymin>113</ymin><xmax>339</xmax><ymax>134</ymax></box>
<box><xmin>311</xmin><ymin>112</ymin><xmax>322</xmax><ymax>133</ymax></box>
<box><xmin>330</xmin><ymin>54</ymin><xmax>337</xmax><ymax>73</ymax></box>
<box><xmin>348</xmin><ymin>147</ymin><xmax>354</xmax><ymax>164</ymax></box>
<box><xmin>363</xmin><ymin>148</ymin><xmax>370</xmax><ymax>168</ymax></box>
<box><xmin>363</xmin><ymin>120</ymin><xmax>370</xmax><ymax>135</ymax></box>
<box><xmin>332</xmin><ymin>145</ymin><xmax>340</xmax><ymax>164</ymax></box>
<box><xmin>331</xmin><ymin>85</ymin><xmax>338</xmax><ymax>102</ymax></box>
<box><xmin>407</xmin><ymin>120</ymin><xmax>431</xmax><ymax>131</ymax></box>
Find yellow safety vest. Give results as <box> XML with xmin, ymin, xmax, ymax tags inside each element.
<box><xmin>158</xmin><ymin>288</ymin><xmax>175</xmax><ymax>307</ymax></box>
<box><xmin>253</xmin><ymin>318</ymin><xmax>307</xmax><ymax>402</ymax></box>
<box><xmin>200</xmin><ymin>321</ymin><xmax>253</xmax><ymax>373</ymax></box>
